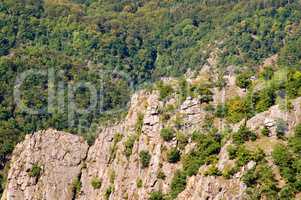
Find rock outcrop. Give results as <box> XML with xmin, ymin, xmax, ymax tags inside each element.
<box><xmin>1</xmin><ymin>129</ymin><xmax>89</xmax><ymax>200</ymax></box>
<box><xmin>2</xmin><ymin>86</ymin><xmax>301</xmax><ymax>200</ymax></box>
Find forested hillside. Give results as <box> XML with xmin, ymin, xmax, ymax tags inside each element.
<box><xmin>1</xmin><ymin>0</ymin><xmax>301</xmax><ymax>197</ymax></box>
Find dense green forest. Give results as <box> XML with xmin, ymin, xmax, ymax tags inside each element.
<box><xmin>0</xmin><ymin>0</ymin><xmax>301</xmax><ymax>196</ymax></box>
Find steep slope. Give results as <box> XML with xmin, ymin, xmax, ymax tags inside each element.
<box><xmin>2</xmin><ymin>76</ymin><xmax>301</xmax><ymax>199</ymax></box>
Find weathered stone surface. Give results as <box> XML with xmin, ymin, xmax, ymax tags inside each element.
<box><xmin>246</xmin><ymin>97</ymin><xmax>301</xmax><ymax>137</ymax></box>
<box><xmin>1</xmin><ymin>129</ymin><xmax>89</xmax><ymax>200</ymax></box>
<box><xmin>4</xmin><ymin>85</ymin><xmax>300</xmax><ymax>200</ymax></box>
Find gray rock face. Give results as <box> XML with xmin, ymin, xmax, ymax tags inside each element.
<box><xmin>4</xmin><ymin>89</ymin><xmax>300</xmax><ymax>200</ymax></box>
<box><xmin>1</xmin><ymin>129</ymin><xmax>89</xmax><ymax>200</ymax></box>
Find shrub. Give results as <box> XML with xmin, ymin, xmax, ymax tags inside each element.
<box><xmin>236</xmin><ymin>72</ymin><xmax>252</xmax><ymax>89</ymax></box>
<box><xmin>226</xmin><ymin>97</ymin><xmax>247</xmax><ymax>123</ymax></box>
<box><xmin>276</xmin><ymin>119</ymin><xmax>287</xmax><ymax>138</ymax></box>
<box><xmin>242</xmin><ymin>167</ymin><xmax>257</xmax><ymax>187</ymax></box>
<box><xmin>149</xmin><ymin>191</ymin><xmax>165</xmax><ymax>200</ymax></box>
<box><xmin>72</xmin><ymin>178</ymin><xmax>81</xmax><ymax>196</ymax></box>
<box><xmin>139</xmin><ymin>150</ymin><xmax>151</xmax><ymax>168</ymax></box>
<box><xmin>235</xmin><ymin>145</ymin><xmax>252</xmax><ymax>167</ymax></box>
<box><xmin>215</xmin><ymin>104</ymin><xmax>228</xmax><ymax>118</ymax></box>
<box><xmin>170</xmin><ymin>170</ymin><xmax>187</xmax><ymax>199</ymax></box>
<box><xmin>157</xmin><ymin>170</ymin><xmax>166</xmax><ymax>180</ymax></box>
<box><xmin>136</xmin><ymin>178</ymin><xmax>143</xmax><ymax>188</ymax></box>
<box><xmin>176</xmin><ymin>132</ymin><xmax>188</xmax><ymax>149</ymax></box>
<box><xmin>124</xmin><ymin>135</ymin><xmax>136</xmax><ymax>158</ymax></box>
<box><xmin>233</xmin><ymin>125</ymin><xmax>256</xmax><ymax>144</ymax></box>
<box><xmin>104</xmin><ymin>186</ymin><xmax>113</xmax><ymax>200</ymax></box>
<box><xmin>91</xmin><ymin>177</ymin><xmax>102</xmax><ymax>189</ymax></box>
<box><xmin>157</xmin><ymin>81</ymin><xmax>174</xmax><ymax>100</ymax></box>
<box><xmin>109</xmin><ymin>133</ymin><xmax>123</xmax><ymax>162</ymax></box>
<box><xmin>29</xmin><ymin>164</ymin><xmax>42</xmax><ymax>178</ymax></box>
<box><xmin>289</xmin><ymin>124</ymin><xmax>301</xmax><ymax>154</ymax></box>
<box><xmin>227</xmin><ymin>145</ymin><xmax>238</xmax><ymax>160</ymax></box>
<box><xmin>278</xmin><ymin>185</ymin><xmax>296</xmax><ymax>200</ymax></box>
<box><xmin>173</xmin><ymin>114</ymin><xmax>184</xmax><ymax>129</ymax></box>
<box><xmin>166</xmin><ymin>148</ymin><xmax>181</xmax><ymax>163</ymax></box>
<box><xmin>204</xmin><ymin>165</ymin><xmax>221</xmax><ymax>176</ymax></box>
<box><xmin>135</xmin><ymin>113</ymin><xmax>144</xmax><ymax>135</ymax></box>
<box><xmin>160</xmin><ymin>128</ymin><xmax>174</xmax><ymax>141</ymax></box>
<box><xmin>242</xmin><ymin>163</ymin><xmax>278</xmax><ymax>199</ymax></box>
<box><xmin>260</xmin><ymin>67</ymin><xmax>274</xmax><ymax>80</ymax></box>
<box><xmin>261</xmin><ymin>126</ymin><xmax>270</xmax><ymax>136</ymax></box>
<box><xmin>255</xmin><ymin>87</ymin><xmax>276</xmax><ymax>113</ymax></box>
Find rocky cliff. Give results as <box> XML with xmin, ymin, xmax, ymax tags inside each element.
<box><xmin>2</xmin><ymin>71</ymin><xmax>301</xmax><ymax>200</ymax></box>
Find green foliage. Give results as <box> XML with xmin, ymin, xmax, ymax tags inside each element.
<box><xmin>109</xmin><ymin>133</ymin><xmax>123</xmax><ymax>162</ymax></box>
<box><xmin>226</xmin><ymin>97</ymin><xmax>247</xmax><ymax>123</ymax></box>
<box><xmin>261</xmin><ymin>126</ymin><xmax>270</xmax><ymax>136</ymax></box>
<box><xmin>285</xmin><ymin>70</ymin><xmax>301</xmax><ymax>98</ymax></box>
<box><xmin>233</xmin><ymin>124</ymin><xmax>257</xmax><ymax>144</ymax></box>
<box><xmin>28</xmin><ymin>164</ymin><xmax>42</xmax><ymax>178</ymax></box>
<box><xmin>236</xmin><ymin>72</ymin><xmax>252</xmax><ymax>89</ymax></box>
<box><xmin>275</xmin><ymin>119</ymin><xmax>287</xmax><ymax>138</ymax></box>
<box><xmin>279</xmin><ymin>37</ymin><xmax>301</xmax><ymax>68</ymax></box>
<box><xmin>157</xmin><ymin>81</ymin><xmax>174</xmax><ymax>101</ymax></box>
<box><xmin>166</xmin><ymin>148</ymin><xmax>181</xmax><ymax>163</ymax></box>
<box><xmin>1</xmin><ymin>1</ymin><xmax>301</xmax><ymax>197</ymax></box>
<box><xmin>227</xmin><ymin>145</ymin><xmax>238</xmax><ymax>160</ymax></box>
<box><xmin>170</xmin><ymin>170</ymin><xmax>187</xmax><ymax>199</ymax></box>
<box><xmin>169</xmin><ymin>132</ymin><xmax>221</xmax><ymax>198</ymax></box>
<box><xmin>259</xmin><ymin>67</ymin><xmax>274</xmax><ymax>81</ymax></box>
<box><xmin>104</xmin><ymin>185</ymin><xmax>114</xmax><ymax>200</ymax></box>
<box><xmin>157</xmin><ymin>170</ymin><xmax>166</xmax><ymax>180</ymax></box>
<box><xmin>173</xmin><ymin>114</ymin><xmax>184</xmax><ymax>130</ymax></box>
<box><xmin>136</xmin><ymin>178</ymin><xmax>143</xmax><ymax>188</ymax></box>
<box><xmin>149</xmin><ymin>191</ymin><xmax>165</xmax><ymax>200</ymax></box>
<box><xmin>160</xmin><ymin>128</ymin><xmax>174</xmax><ymax>142</ymax></box>
<box><xmin>124</xmin><ymin>135</ymin><xmax>136</xmax><ymax>158</ymax></box>
<box><xmin>175</xmin><ymin>132</ymin><xmax>188</xmax><ymax>150</ymax></box>
<box><xmin>254</xmin><ymin>87</ymin><xmax>277</xmax><ymax>113</ymax></box>
<box><xmin>272</xmin><ymin>136</ymin><xmax>301</xmax><ymax>196</ymax></box>
<box><xmin>204</xmin><ymin>165</ymin><xmax>221</xmax><ymax>176</ymax></box>
<box><xmin>242</xmin><ymin>163</ymin><xmax>278</xmax><ymax>199</ymax></box>
<box><xmin>182</xmin><ymin>133</ymin><xmax>221</xmax><ymax>176</ymax></box>
<box><xmin>135</xmin><ymin>113</ymin><xmax>144</xmax><ymax>136</ymax></box>
<box><xmin>91</xmin><ymin>177</ymin><xmax>102</xmax><ymax>189</ymax></box>
<box><xmin>72</xmin><ymin>178</ymin><xmax>81</xmax><ymax>197</ymax></box>
<box><xmin>139</xmin><ymin>150</ymin><xmax>151</xmax><ymax>168</ymax></box>
<box><xmin>215</xmin><ymin>104</ymin><xmax>228</xmax><ymax>118</ymax></box>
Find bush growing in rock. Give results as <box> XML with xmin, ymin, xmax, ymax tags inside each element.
<box><xmin>149</xmin><ymin>191</ymin><xmax>165</xmax><ymax>200</ymax></box>
<box><xmin>160</xmin><ymin>128</ymin><xmax>174</xmax><ymax>141</ymax></box>
<box><xmin>233</xmin><ymin>125</ymin><xmax>256</xmax><ymax>144</ymax></box>
<box><xmin>72</xmin><ymin>178</ymin><xmax>81</xmax><ymax>196</ymax></box>
<box><xmin>204</xmin><ymin>165</ymin><xmax>221</xmax><ymax>176</ymax></box>
<box><xmin>276</xmin><ymin>119</ymin><xmax>287</xmax><ymax>138</ymax></box>
<box><xmin>227</xmin><ymin>145</ymin><xmax>238</xmax><ymax>159</ymax></box>
<box><xmin>170</xmin><ymin>170</ymin><xmax>187</xmax><ymax>199</ymax></box>
<box><xmin>104</xmin><ymin>185</ymin><xmax>114</xmax><ymax>200</ymax></box>
<box><xmin>139</xmin><ymin>150</ymin><xmax>151</xmax><ymax>168</ymax></box>
<box><xmin>166</xmin><ymin>148</ymin><xmax>181</xmax><ymax>163</ymax></box>
<box><xmin>157</xmin><ymin>170</ymin><xmax>166</xmax><ymax>180</ymax></box>
<box><xmin>28</xmin><ymin>164</ymin><xmax>42</xmax><ymax>178</ymax></box>
<box><xmin>91</xmin><ymin>177</ymin><xmax>102</xmax><ymax>189</ymax></box>
<box><xmin>136</xmin><ymin>178</ymin><xmax>143</xmax><ymax>188</ymax></box>
<box><xmin>156</xmin><ymin>81</ymin><xmax>174</xmax><ymax>100</ymax></box>
<box><xmin>261</xmin><ymin>126</ymin><xmax>270</xmax><ymax>136</ymax></box>
<box><xmin>236</xmin><ymin>72</ymin><xmax>252</xmax><ymax>89</ymax></box>
<box><xmin>124</xmin><ymin>135</ymin><xmax>137</xmax><ymax>158</ymax></box>
<box><xmin>176</xmin><ymin>132</ymin><xmax>188</xmax><ymax>149</ymax></box>
<box><xmin>215</xmin><ymin>104</ymin><xmax>228</xmax><ymax>118</ymax></box>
